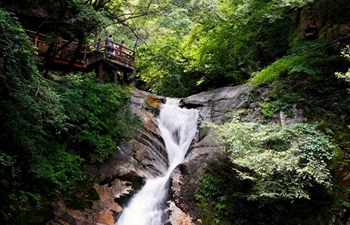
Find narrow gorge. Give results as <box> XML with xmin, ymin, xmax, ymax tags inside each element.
<box><xmin>117</xmin><ymin>98</ymin><xmax>199</xmax><ymax>225</ymax></box>
<box><xmin>48</xmin><ymin>85</ymin><xmax>256</xmax><ymax>225</ymax></box>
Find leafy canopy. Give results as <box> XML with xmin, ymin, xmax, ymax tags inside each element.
<box><xmin>136</xmin><ymin>0</ymin><xmax>314</xmax><ymax>96</ymax></box>
<box><xmin>0</xmin><ymin>9</ymin><xmax>139</xmax><ymax>224</ymax></box>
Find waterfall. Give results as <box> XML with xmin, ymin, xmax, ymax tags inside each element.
<box><xmin>116</xmin><ymin>98</ymin><xmax>199</xmax><ymax>225</ymax></box>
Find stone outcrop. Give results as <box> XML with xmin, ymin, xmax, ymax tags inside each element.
<box><xmin>294</xmin><ymin>1</ymin><xmax>350</xmax><ymax>51</ymax></box>
<box><xmin>47</xmin><ymin>87</ymin><xmax>169</xmax><ymax>225</ymax></box>
<box><xmin>144</xmin><ymin>96</ymin><xmax>165</xmax><ymax>109</ymax></box>
<box><xmin>168</xmin><ymin>84</ymin><xmax>306</xmax><ymax>224</ymax></box>
<box><xmin>181</xmin><ymin>85</ymin><xmax>252</xmax><ymax>124</ymax></box>
<box><xmin>169</xmin><ymin>85</ymin><xmax>253</xmax><ymax>224</ymax></box>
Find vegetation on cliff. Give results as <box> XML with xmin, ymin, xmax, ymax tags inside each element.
<box><xmin>130</xmin><ymin>0</ymin><xmax>350</xmax><ymax>224</ymax></box>
<box><xmin>1</xmin><ymin>0</ymin><xmax>350</xmax><ymax>224</ymax></box>
<box><xmin>198</xmin><ymin>116</ymin><xmax>334</xmax><ymax>224</ymax></box>
<box><xmin>180</xmin><ymin>0</ymin><xmax>350</xmax><ymax>223</ymax></box>
<box><xmin>0</xmin><ymin>9</ymin><xmax>139</xmax><ymax>224</ymax></box>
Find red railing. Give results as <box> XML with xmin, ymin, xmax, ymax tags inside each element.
<box><xmin>25</xmin><ymin>30</ymin><xmax>136</xmax><ymax>66</ymax></box>
<box><xmin>85</xmin><ymin>39</ymin><xmax>136</xmax><ymax>63</ymax></box>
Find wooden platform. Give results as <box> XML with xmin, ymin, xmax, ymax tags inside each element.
<box><xmin>25</xmin><ymin>30</ymin><xmax>135</xmax><ymax>79</ymax></box>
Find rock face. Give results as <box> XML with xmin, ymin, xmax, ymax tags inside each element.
<box><xmin>169</xmin><ymin>85</ymin><xmax>253</xmax><ymax>224</ymax></box>
<box><xmin>181</xmin><ymin>85</ymin><xmax>252</xmax><ymax>124</ymax></box>
<box><xmin>168</xmin><ymin>84</ymin><xmax>305</xmax><ymax>224</ymax></box>
<box><xmin>47</xmin><ymin>84</ymin><xmax>306</xmax><ymax>225</ymax></box>
<box><xmin>293</xmin><ymin>1</ymin><xmax>350</xmax><ymax>51</ymax></box>
<box><xmin>47</xmin><ymin>87</ymin><xmax>169</xmax><ymax>225</ymax></box>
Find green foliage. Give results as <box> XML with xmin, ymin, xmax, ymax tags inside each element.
<box><xmin>136</xmin><ymin>0</ymin><xmax>305</xmax><ymax>96</ymax></box>
<box><xmin>206</xmin><ymin>115</ymin><xmax>334</xmax><ymax>200</ymax></box>
<box><xmin>336</xmin><ymin>45</ymin><xmax>350</xmax><ymax>85</ymax></box>
<box><xmin>56</xmin><ymin>73</ymin><xmax>139</xmax><ymax>163</ymax></box>
<box><xmin>196</xmin><ymin>154</ymin><xmax>332</xmax><ymax>225</ymax></box>
<box><xmin>251</xmin><ymin>51</ymin><xmax>326</xmax><ymax>86</ymax></box>
<box><xmin>0</xmin><ymin>9</ymin><xmax>71</xmax><ymax>223</ymax></box>
<box><xmin>250</xmin><ymin>42</ymin><xmax>350</xmax><ymax>153</ymax></box>
<box><xmin>30</xmin><ymin>145</ymin><xmax>84</xmax><ymax>196</ymax></box>
<box><xmin>0</xmin><ymin>9</ymin><xmax>139</xmax><ymax>223</ymax></box>
<box><xmin>196</xmin><ymin>174</ymin><xmax>225</xmax><ymax>200</ymax></box>
<box><xmin>68</xmin><ymin>0</ymin><xmax>110</xmax><ymax>33</ymax></box>
<box><xmin>195</xmin><ymin>157</ymin><xmax>240</xmax><ymax>225</ymax></box>
<box><xmin>259</xmin><ymin>92</ymin><xmax>298</xmax><ymax>118</ymax></box>
<box><xmin>148</xmin><ymin>74</ymin><xmax>191</xmax><ymax>97</ymax></box>
<box><xmin>196</xmin><ymin>117</ymin><xmax>335</xmax><ymax>224</ymax></box>
<box><xmin>136</xmin><ymin>36</ymin><xmax>193</xmax><ymax>97</ymax></box>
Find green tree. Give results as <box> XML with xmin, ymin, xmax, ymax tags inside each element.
<box><xmin>56</xmin><ymin>73</ymin><xmax>139</xmax><ymax>163</ymax></box>
<box><xmin>207</xmin><ymin>116</ymin><xmax>334</xmax><ymax>200</ymax></box>
<box><xmin>136</xmin><ymin>0</ymin><xmax>315</xmax><ymax>96</ymax></box>
<box><xmin>0</xmin><ymin>9</ymin><xmax>74</xmax><ymax>223</ymax></box>
<box><xmin>197</xmin><ymin>114</ymin><xmax>335</xmax><ymax>224</ymax></box>
<box><xmin>0</xmin><ymin>9</ymin><xmax>139</xmax><ymax>224</ymax></box>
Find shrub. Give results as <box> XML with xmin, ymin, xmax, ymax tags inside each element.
<box><xmin>197</xmin><ymin>117</ymin><xmax>335</xmax><ymax>224</ymax></box>
<box><xmin>207</xmin><ymin>117</ymin><xmax>334</xmax><ymax>200</ymax></box>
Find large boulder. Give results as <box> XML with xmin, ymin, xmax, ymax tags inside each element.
<box><xmin>168</xmin><ymin>85</ymin><xmax>253</xmax><ymax>224</ymax></box>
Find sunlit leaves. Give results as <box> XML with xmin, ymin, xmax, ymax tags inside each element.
<box><xmin>336</xmin><ymin>45</ymin><xmax>350</xmax><ymax>84</ymax></box>
<box><xmin>30</xmin><ymin>145</ymin><xmax>84</xmax><ymax>196</ymax></box>
<box><xmin>136</xmin><ymin>0</ymin><xmax>311</xmax><ymax>95</ymax></box>
<box><xmin>251</xmin><ymin>51</ymin><xmax>326</xmax><ymax>85</ymax></box>
<box><xmin>206</xmin><ymin>115</ymin><xmax>334</xmax><ymax>200</ymax></box>
<box><xmin>69</xmin><ymin>0</ymin><xmax>110</xmax><ymax>32</ymax></box>
<box><xmin>234</xmin><ymin>0</ymin><xmax>314</xmax><ymax>22</ymax></box>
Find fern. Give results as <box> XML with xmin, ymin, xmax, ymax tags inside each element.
<box><xmin>251</xmin><ymin>51</ymin><xmax>326</xmax><ymax>86</ymax></box>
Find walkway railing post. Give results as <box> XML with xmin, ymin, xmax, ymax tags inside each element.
<box><xmin>83</xmin><ymin>45</ymin><xmax>88</xmax><ymax>67</ymax></box>
<box><xmin>104</xmin><ymin>38</ymin><xmax>107</xmax><ymax>56</ymax></box>
<box><xmin>34</xmin><ymin>35</ymin><xmax>38</xmax><ymax>47</ymax></box>
<box><xmin>58</xmin><ymin>37</ymin><xmax>62</xmax><ymax>56</ymax></box>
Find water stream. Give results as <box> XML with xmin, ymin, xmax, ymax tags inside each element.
<box><xmin>116</xmin><ymin>98</ymin><xmax>199</xmax><ymax>225</ymax></box>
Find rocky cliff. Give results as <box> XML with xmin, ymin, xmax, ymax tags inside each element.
<box><xmin>47</xmin><ymin>84</ymin><xmax>307</xmax><ymax>225</ymax></box>
<box><xmin>47</xmin><ymin>87</ymin><xmax>169</xmax><ymax>225</ymax></box>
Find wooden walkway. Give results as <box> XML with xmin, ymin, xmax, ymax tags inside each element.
<box><xmin>25</xmin><ymin>30</ymin><xmax>136</xmax><ymax>74</ymax></box>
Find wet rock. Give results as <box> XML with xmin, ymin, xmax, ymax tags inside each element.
<box><xmin>48</xmin><ymin>87</ymin><xmax>168</xmax><ymax>225</ymax></box>
<box><xmin>145</xmin><ymin>96</ymin><xmax>165</xmax><ymax>109</ymax></box>
<box><xmin>168</xmin><ymin>86</ymin><xmax>252</xmax><ymax>223</ymax></box>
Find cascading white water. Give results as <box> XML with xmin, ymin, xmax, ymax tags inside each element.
<box><xmin>116</xmin><ymin>98</ymin><xmax>199</xmax><ymax>225</ymax></box>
